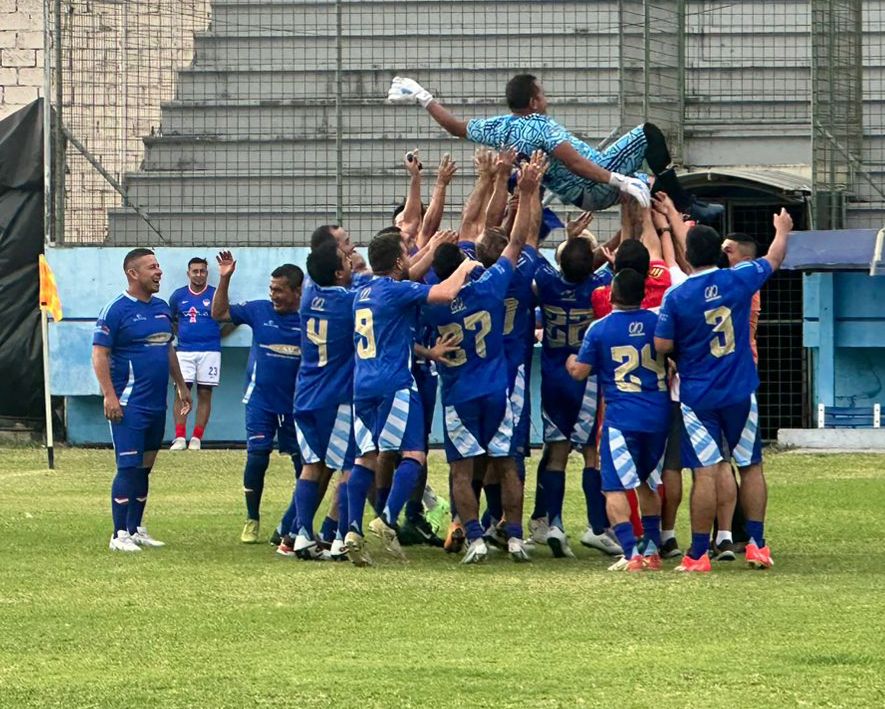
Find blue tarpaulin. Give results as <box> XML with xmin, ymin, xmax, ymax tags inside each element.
<box><xmin>782</xmin><ymin>229</ymin><xmax>881</xmax><ymax>271</ymax></box>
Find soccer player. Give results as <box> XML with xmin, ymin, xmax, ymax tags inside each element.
<box><xmin>722</xmin><ymin>232</ymin><xmax>762</xmax><ymax>365</ymax></box>
<box><xmin>534</xmin><ymin>235</ymin><xmax>612</xmax><ymax>558</ymax></box>
<box><xmin>654</xmin><ymin>210</ymin><xmax>793</xmax><ymax>572</ymax></box>
<box><xmin>211</xmin><ymin>251</ymin><xmax>304</xmax><ymax>544</ymax></box>
<box><xmin>388</xmin><ymin>73</ymin><xmax>723</xmax><ymax>222</ymax></box>
<box><xmin>93</xmin><ymin>248</ymin><xmax>192</xmax><ymax>552</ymax></box>
<box><xmin>567</xmin><ymin>269</ymin><xmax>671</xmax><ymax>571</ymax></box>
<box><xmin>273</xmin><ymin>241</ymin><xmax>358</xmax><ymax>560</ymax></box>
<box><xmin>169</xmin><ymin>257</ymin><xmax>223</xmax><ymax>451</ymax></box>
<box><xmin>345</xmin><ymin>227</ymin><xmax>480</xmax><ymax>564</ymax></box>
<box><xmin>423</xmin><ymin>154</ymin><xmax>545</xmax><ymax>563</ymax></box>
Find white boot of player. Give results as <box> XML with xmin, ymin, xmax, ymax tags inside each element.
<box><xmin>169</xmin><ymin>437</ymin><xmax>187</xmax><ymax>451</ymax></box>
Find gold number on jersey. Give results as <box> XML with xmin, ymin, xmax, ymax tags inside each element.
<box><xmin>465</xmin><ymin>310</ymin><xmax>492</xmax><ymax>358</ymax></box>
<box><xmin>503</xmin><ymin>297</ymin><xmax>519</xmax><ymax>336</ymax></box>
<box><xmin>437</xmin><ymin>322</ymin><xmax>467</xmax><ymax>366</ymax></box>
<box><xmin>704</xmin><ymin>305</ymin><xmax>736</xmax><ymax>358</ymax></box>
<box><xmin>306</xmin><ymin>317</ymin><xmax>328</xmax><ymax>366</ymax></box>
<box><xmin>611</xmin><ymin>343</ymin><xmax>667</xmax><ymax>392</ymax></box>
<box><xmin>355</xmin><ymin>308</ymin><xmax>376</xmax><ymax>359</ymax></box>
<box><xmin>543</xmin><ymin>306</ymin><xmax>593</xmax><ymax>348</ymax></box>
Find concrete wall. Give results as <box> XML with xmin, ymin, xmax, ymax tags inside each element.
<box><xmin>0</xmin><ymin>0</ymin><xmax>44</xmax><ymax>120</ymax></box>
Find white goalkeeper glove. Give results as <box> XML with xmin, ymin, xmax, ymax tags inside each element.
<box><xmin>387</xmin><ymin>76</ymin><xmax>434</xmax><ymax>108</ymax></box>
<box><xmin>608</xmin><ymin>172</ymin><xmax>651</xmax><ymax>208</ymax></box>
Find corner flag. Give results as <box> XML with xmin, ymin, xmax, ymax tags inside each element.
<box><xmin>38</xmin><ymin>254</ymin><xmax>63</xmax><ymax>321</ymax></box>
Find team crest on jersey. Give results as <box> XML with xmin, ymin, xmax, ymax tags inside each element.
<box><xmin>628</xmin><ymin>321</ymin><xmax>645</xmax><ymax>337</ymax></box>
<box><xmin>203</xmin><ymin>299</ymin><xmax>211</xmax><ymax>307</ymax></box>
<box><xmin>311</xmin><ymin>297</ymin><xmax>326</xmax><ymax>311</ymax></box>
<box><xmin>560</xmin><ymin>289</ymin><xmax>576</xmax><ymax>302</ymax></box>
<box><xmin>704</xmin><ymin>285</ymin><xmax>720</xmax><ymax>302</ymax></box>
<box><xmin>450</xmin><ymin>297</ymin><xmax>467</xmax><ymax>315</ymax></box>
<box><xmin>650</xmin><ymin>266</ymin><xmax>665</xmax><ymax>279</ymax></box>
<box><xmin>262</xmin><ymin>343</ymin><xmax>301</xmax><ymax>357</ymax></box>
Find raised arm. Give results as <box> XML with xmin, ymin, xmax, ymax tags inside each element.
<box><xmin>502</xmin><ymin>152</ymin><xmax>546</xmax><ymax>264</ymax></box>
<box><xmin>418</xmin><ymin>153</ymin><xmax>457</xmax><ymax>248</ymax></box>
<box><xmin>427</xmin><ymin>258</ymin><xmax>482</xmax><ymax>304</ymax></box>
<box><xmin>552</xmin><ymin>142</ymin><xmax>650</xmax><ymax>207</ymax></box>
<box><xmin>459</xmin><ymin>148</ymin><xmax>496</xmax><ymax>243</ymax></box>
<box><xmin>640</xmin><ymin>206</ymin><xmax>664</xmax><ymax>262</ymax></box>
<box><xmin>387</xmin><ymin>76</ymin><xmax>468</xmax><ymax>137</ymax></box>
<box><xmin>399</xmin><ymin>149</ymin><xmax>423</xmax><ymax>242</ymax></box>
<box><xmin>765</xmin><ymin>208</ymin><xmax>794</xmax><ymax>271</ymax></box>
<box><xmin>409</xmin><ymin>230</ymin><xmax>458</xmax><ymax>282</ymax></box>
<box><xmin>485</xmin><ymin>147</ymin><xmax>517</xmax><ymax>229</ymax></box>
<box><xmin>211</xmin><ymin>250</ymin><xmax>236</xmax><ymax>321</ymax></box>
<box><xmin>654</xmin><ymin>192</ymin><xmax>690</xmax><ymax>272</ymax></box>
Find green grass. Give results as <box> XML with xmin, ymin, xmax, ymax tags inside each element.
<box><xmin>1</xmin><ymin>447</ymin><xmax>884</xmax><ymax>708</ymax></box>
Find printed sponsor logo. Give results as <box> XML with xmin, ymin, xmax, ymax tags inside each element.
<box><xmin>311</xmin><ymin>297</ymin><xmax>326</xmax><ymax>311</ymax></box>
<box><xmin>628</xmin><ymin>321</ymin><xmax>645</xmax><ymax>336</ymax></box>
<box><xmin>704</xmin><ymin>285</ymin><xmax>720</xmax><ymax>301</ymax></box>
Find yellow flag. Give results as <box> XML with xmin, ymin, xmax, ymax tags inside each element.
<box><xmin>38</xmin><ymin>254</ymin><xmax>63</xmax><ymax>322</ymax></box>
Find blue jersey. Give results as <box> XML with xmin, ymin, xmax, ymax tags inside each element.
<box><xmin>295</xmin><ymin>282</ymin><xmax>356</xmax><ymax>412</ymax></box>
<box><xmin>577</xmin><ymin>309</ymin><xmax>669</xmax><ymax>432</ymax></box>
<box><xmin>169</xmin><ymin>285</ymin><xmax>221</xmax><ymax>352</ymax></box>
<box><xmin>535</xmin><ymin>257</ymin><xmax>611</xmax><ymax>378</ymax></box>
<box><xmin>422</xmin><ymin>258</ymin><xmax>513</xmax><ymax>405</ymax></box>
<box><xmin>466</xmin><ymin>113</ymin><xmax>603</xmax><ymax>207</ymax></box>
<box><xmin>503</xmin><ymin>245</ymin><xmax>540</xmax><ymax>373</ymax></box>
<box><xmin>229</xmin><ymin>300</ymin><xmax>302</xmax><ymax>414</ymax></box>
<box><xmin>352</xmin><ymin>271</ymin><xmax>374</xmax><ymax>289</ymax></box>
<box><xmin>353</xmin><ymin>277</ymin><xmax>432</xmax><ymax>400</ymax></box>
<box><xmin>655</xmin><ymin>259</ymin><xmax>773</xmax><ymax>409</ymax></box>
<box><xmin>93</xmin><ymin>293</ymin><xmax>173</xmax><ymax>412</ymax></box>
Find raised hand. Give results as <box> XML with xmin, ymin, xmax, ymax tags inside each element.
<box><xmin>773</xmin><ymin>207</ymin><xmax>793</xmax><ymax>234</ymax></box>
<box><xmin>216</xmin><ymin>250</ymin><xmax>236</xmax><ymax>278</ymax></box>
<box><xmin>436</xmin><ymin>153</ymin><xmax>457</xmax><ymax>185</ymax></box>
<box><xmin>387</xmin><ymin>76</ymin><xmax>434</xmax><ymax>107</ymax></box>
<box><xmin>567</xmin><ymin>211</ymin><xmax>594</xmax><ymax>238</ymax></box>
<box><xmin>404</xmin><ymin>149</ymin><xmax>423</xmax><ymax>175</ymax></box>
<box><xmin>609</xmin><ymin>172</ymin><xmax>651</xmax><ymax>208</ymax></box>
<box><xmin>474</xmin><ymin>148</ymin><xmax>496</xmax><ymax>177</ymax></box>
<box><xmin>495</xmin><ymin>146</ymin><xmax>518</xmax><ymax>173</ymax></box>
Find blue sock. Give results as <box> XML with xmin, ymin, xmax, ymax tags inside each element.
<box><xmin>745</xmin><ymin>519</ymin><xmax>765</xmax><ymax>547</ymax></box>
<box><xmin>243</xmin><ymin>451</ymin><xmax>270</xmax><ymax>521</ymax></box>
<box><xmin>505</xmin><ymin>520</ymin><xmax>524</xmax><ymax>541</ymax></box>
<box><xmin>279</xmin><ymin>459</ymin><xmax>301</xmax><ymax>535</ymax></box>
<box><xmin>373</xmin><ymin>487</ymin><xmax>391</xmax><ymax>517</ymax></box>
<box><xmin>383</xmin><ymin>458</ymin><xmax>422</xmax><ymax>527</ymax></box>
<box><xmin>613</xmin><ymin>521</ymin><xmax>637</xmax><ymax>559</ymax></box>
<box><xmin>530</xmin><ymin>450</ymin><xmax>549</xmax><ymax>519</ymax></box>
<box><xmin>319</xmin><ymin>515</ymin><xmax>337</xmax><ymax>543</ymax></box>
<box><xmin>126</xmin><ymin>466</ymin><xmax>150</xmax><ymax>534</ymax></box>
<box><xmin>582</xmin><ymin>467</ymin><xmax>607</xmax><ymax>534</ymax></box>
<box><xmin>111</xmin><ymin>467</ymin><xmax>136</xmax><ymax>534</ymax></box>
<box><xmin>464</xmin><ymin>518</ymin><xmax>484</xmax><ymax>543</ymax></box>
<box><xmin>294</xmin><ymin>479</ymin><xmax>321</xmax><ymax>540</ymax></box>
<box><xmin>641</xmin><ymin>515</ymin><xmax>662</xmax><ymax>554</ymax></box>
<box><xmin>690</xmin><ymin>531</ymin><xmax>710</xmax><ymax>560</ymax></box>
<box><xmin>515</xmin><ymin>456</ymin><xmax>526</xmax><ymax>484</ymax></box>
<box><xmin>541</xmin><ymin>469</ymin><xmax>566</xmax><ymax>529</ymax></box>
<box><xmin>482</xmin><ymin>484</ymin><xmax>503</xmax><ymax>529</ymax></box>
<box><xmin>347</xmin><ymin>464</ymin><xmax>374</xmax><ymax>535</ymax></box>
<box><xmin>337</xmin><ymin>482</ymin><xmax>349</xmax><ymax>539</ymax></box>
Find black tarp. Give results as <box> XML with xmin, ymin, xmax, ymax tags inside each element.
<box><xmin>0</xmin><ymin>99</ymin><xmax>45</xmax><ymax>419</ymax></box>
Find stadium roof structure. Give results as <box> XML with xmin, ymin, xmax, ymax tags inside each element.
<box><xmin>679</xmin><ymin>168</ymin><xmax>813</xmax><ymax>204</ymax></box>
<box><xmin>782</xmin><ymin>227</ymin><xmax>885</xmax><ymax>275</ymax></box>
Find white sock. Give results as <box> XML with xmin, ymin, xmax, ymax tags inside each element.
<box><xmin>715</xmin><ymin>530</ymin><xmax>733</xmax><ymax>545</ymax></box>
<box><xmin>661</xmin><ymin>529</ymin><xmax>676</xmax><ymax>543</ymax></box>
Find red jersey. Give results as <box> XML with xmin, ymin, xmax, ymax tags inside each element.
<box><xmin>590</xmin><ymin>260</ymin><xmax>672</xmax><ymax>317</ymax></box>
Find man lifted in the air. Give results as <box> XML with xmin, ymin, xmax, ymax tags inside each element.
<box><xmin>388</xmin><ymin>74</ymin><xmax>721</xmax><ymax>224</ymax></box>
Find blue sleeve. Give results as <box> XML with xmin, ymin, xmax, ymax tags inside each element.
<box><xmin>169</xmin><ymin>288</ymin><xmax>182</xmax><ymax>324</ymax></box>
<box><xmin>476</xmin><ymin>258</ymin><xmax>514</xmax><ymax>300</ymax></box>
<box><xmin>533</xmin><ymin>256</ymin><xmax>556</xmax><ymax>290</ymax></box>
<box><xmin>229</xmin><ymin>300</ymin><xmax>255</xmax><ymax>326</ymax></box>
<box><xmin>576</xmin><ymin>323</ymin><xmax>599</xmax><ymax>369</ymax></box>
<box><xmin>92</xmin><ymin>302</ymin><xmax>119</xmax><ymax>348</ymax></box>
<box><xmin>393</xmin><ymin>279</ymin><xmax>433</xmax><ymax>306</ymax></box>
<box><xmin>465</xmin><ymin>116</ymin><xmax>504</xmax><ymax>147</ymax></box>
<box><xmin>655</xmin><ymin>291</ymin><xmax>676</xmax><ymax>340</ymax></box>
<box><xmin>517</xmin><ymin>246</ymin><xmax>539</xmax><ymax>277</ymax></box>
<box><xmin>594</xmin><ymin>263</ymin><xmax>614</xmax><ymax>286</ymax></box>
<box><xmin>731</xmin><ymin>258</ymin><xmax>773</xmax><ymax>296</ymax></box>
<box><xmin>539</xmin><ymin>117</ymin><xmax>571</xmax><ymax>153</ymax></box>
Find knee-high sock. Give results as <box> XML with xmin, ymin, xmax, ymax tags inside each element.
<box><xmin>641</xmin><ymin>515</ymin><xmax>662</xmax><ymax>553</ymax></box>
<box><xmin>542</xmin><ymin>469</ymin><xmax>566</xmax><ymax>530</ymax></box>
<box><xmin>111</xmin><ymin>467</ymin><xmax>136</xmax><ymax>534</ymax></box>
<box><xmin>373</xmin><ymin>486</ymin><xmax>391</xmax><ymax>517</ymax></box>
<box><xmin>337</xmin><ymin>481</ymin><xmax>349</xmax><ymax>539</ymax></box>
<box><xmin>581</xmin><ymin>467</ymin><xmax>607</xmax><ymax>535</ymax></box>
<box><xmin>405</xmin><ymin>464</ymin><xmax>428</xmax><ymax>523</ymax></box>
<box><xmin>347</xmin><ymin>464</ymin><xmax>374</xmax><ymax>535</ymax></box>
<box><xmin>126</xmin><ymin>466</ymin><xmax>151</xmax><ymax>534</ymax></box>
<box><xmin>530</xmin><ymin>449</ymin><xmax>550</xmax><ymax>519</ymax></box>
<box><xmin>279</xmin><ymin>456</ymin><xmax>301</xmax><ymax>535</ymax></box>
<box><xmin>612</xmin><ymin>521</ymin><xmax>638</xmax><ymax>559</ymax></box>
<box><xmin>295</xmin><ymin>479</ymin><xmax>321</xmax><ymax>540</ymax></box>
<box><xmin>243</xmin><ymin>451</ymin><xmax>270</xmax><ymax>521</ymax></box>
<box><xmin>383</xmin><ymin>458</ymin><xmax>422</xmax><ymax>527</ymax></box>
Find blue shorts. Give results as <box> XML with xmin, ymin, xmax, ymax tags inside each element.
<box><xmin>442</xmin><ymin>390</ymin><xmax>513</xmax><ymax>463</ymax></box>
<box><xmin>245</xmin><ymin>405</ymin><xmax>298</xmax><ymax>455</ymax></box>
<box><xmin>353</xmin><ymin>386</ymin><xmax>425</xmax><ymax>456</ymax></box>
<box><xmin>110</xmin><ymin>406</ymin><xmax>166</xmax><ymax>468</ymax></box>
<box><xmin>412</xmin><ymin>364</ymin><xmax>439</xmax><ymax>451</ymax></box>
<box><xmin>575</xmin><ymin>124</ymin><xmax>650</xmax><ymax>211</ymax></box>
<box><xmin>680</xmin><ymin>394</ymin><xmax>762</xmax><ymax>470</ymax></box>
<box><xmin>294</xmin><ymin>403</ymin><xmax>356</xmax><ymax>471</ymax></box>
<box><xmin>541</xmin><ymin>370</ymin><xmax>599</xmax><ymax>448</ymax></box>
<box><xmin>599</xmin><ymin>424</ymin><xmax>668</xmax><ymax>492</ymax></box>
<box><xmin>508</xmin><ymin>362</ymin><xmax>531</xmax><ymax>458</ymax></box>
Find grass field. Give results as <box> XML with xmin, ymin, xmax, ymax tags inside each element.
<box><xmin>1</xmin><ymin>447</ymin><xmax>884</xmax><ymax>708</ymax></box>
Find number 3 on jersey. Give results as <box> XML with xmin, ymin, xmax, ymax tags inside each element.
<box><xmin>704</xmin><ymin>305</ymin><xmax>736</xmax><ymax>358</ymax></box>
<box><xmin>355</xmin><ymin>308</ymin><xmax>376</xmax><ymax>359</ymax></box>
